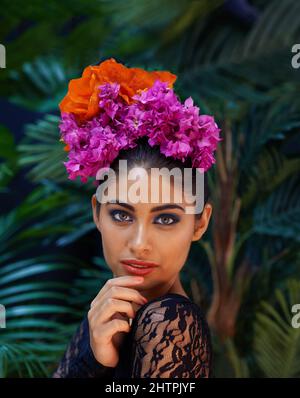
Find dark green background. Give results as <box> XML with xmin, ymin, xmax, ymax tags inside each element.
<box><xmin>0</xmin><ymin>0</ymin><xmax>300</xmax><ymax>378</ymax></box>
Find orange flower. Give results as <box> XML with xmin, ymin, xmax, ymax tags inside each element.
<box><xmin>59</xmin><ymin>58</ymin><xmax>177</xmax><ymax>122</ymax></box>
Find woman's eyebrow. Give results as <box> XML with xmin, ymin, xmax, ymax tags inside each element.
<box><xmin>106</xmin><ymin>200</ymin><xmax>185</xmax><ymax>213</ymax></box>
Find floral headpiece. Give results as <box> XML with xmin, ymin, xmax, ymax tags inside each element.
<box><xmin>59</xmin><ymin>58</ymin><xmax>221</xmax><ymax>184</ymax></box>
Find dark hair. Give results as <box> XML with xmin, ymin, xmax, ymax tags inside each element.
<box><xmin>96</xmin><ymin>136</ymin><xmax>210</xmax><ymax>219</ymax></box>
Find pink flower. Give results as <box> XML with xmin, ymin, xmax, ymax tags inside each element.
<box><xmin>59</xmin><ymin>80</ymin><xmax>222</xmax><ymax>182</ymax></box>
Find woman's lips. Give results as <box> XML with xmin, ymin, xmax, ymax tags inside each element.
<box><xmin>121</xmin><ymin>260</ymin><xmax>158</xmax><ymax>276</ymax></box>
<box><xmin>121</xmin><ymin>259</ymin><xmax>159</xmax><ymax>267</ymax></box>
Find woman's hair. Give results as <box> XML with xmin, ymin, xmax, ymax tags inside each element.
<box><xmin>96</xmin><ymin>136</ymin><xmax>210</xmax><ymax>220</ymax></box>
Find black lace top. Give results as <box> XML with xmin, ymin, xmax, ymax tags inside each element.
<box><xmin>52</xmin><ymin>293</ymin><xmax>213</xmax><ymax>378</ymax></box>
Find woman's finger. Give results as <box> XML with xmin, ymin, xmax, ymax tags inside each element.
<box><xmin>90</xmin><ymin>276</ymin><xmax>144</xmax><ymax>307</ymax></box>
<box><xmin>90</xmin><ymin>298</ymin><xmax>136</xmax><ymax>325</ymax></box>
<box><xmin>91</xmin><ymin>285</ymin><xmax>147</xmax><ymax>309</ymax></box>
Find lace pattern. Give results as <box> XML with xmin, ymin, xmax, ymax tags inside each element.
<box><xmin>130</xmin><ymin>294</ymin><xmax>212</xmax><ymax>378</ymax></box>
<box><xmin>52</xmin><ymin>316</ymin><xmax>115</xmax><ymax>378</ymax></box>
<box><xmin>52</xmin><ymin>293</ymin><xmax>213</xmax><ymax>378</ymax></box>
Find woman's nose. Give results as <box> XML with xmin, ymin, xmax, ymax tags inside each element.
<box><xmin>128</xmin><ymin>224</ymin><xmax>152</xmax><ymax>255</ymax></box>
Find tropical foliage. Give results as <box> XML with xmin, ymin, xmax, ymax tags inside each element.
<box><xmin>0</xmin><ymin>0</ymin><xmax>300</xmax><ymax>377</ymax></box>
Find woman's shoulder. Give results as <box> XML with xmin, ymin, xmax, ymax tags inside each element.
<box><xmin>130</xmin><ymin>292</ymin><xmax>212</xmax><ymax>360</ymax></box>
<box><xmin>121</xmin><ymin>293</ymin><xmax>213</xmax><ymax>378</ymax></box>
<box><xmin>137</xmin><ymin>292</ymin><xmax>204</xmax><ymax>310</ymax></box>
<box><xmin>134</xmin><ymin>292</ymin><xmax>207</xmax><ymax>324</ymax></box>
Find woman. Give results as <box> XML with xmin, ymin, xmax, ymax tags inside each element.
<box><xmin>53</xmin><ymin>58</ymin><xmax>221</xmax><ymax>378</ymax></box>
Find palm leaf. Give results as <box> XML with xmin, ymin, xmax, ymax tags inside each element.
<box><xmin>9</xmin><ymin>57</ymin><xmax>74</xmax><ymax>112</ymax></box>
<box><xmin>0</xmin><ymin>126</ymin><xmax>19</xmax><ymax>191</ymax></box>
<box><xmin>254</xmin><ymin>279</ymin><xmax>300</xmax><ymax>377</ymax></box>
<box><xmin>0</xmin><ymin>254</ymin><xmax>84</xmax><ymax>377</ymax></box>
<box><xmin>253</xmin><ymin>176</ymin><xmax>300</xmax><ymax>241</ymax></box>
<box><xmin>242</xmin><ymin>147</ymin><xmax>300</xmax><ymax>209</ymax></box>
<box><xmin>17</xmin><ymin>115</ymin><xmax>66</xmax><ymax>183</ymax></box>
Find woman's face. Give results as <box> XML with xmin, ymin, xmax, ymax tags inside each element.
<box><xmin>91</xmin><ymin>169</ymin><xmax>212</xmax><ymax>297</ymax></box>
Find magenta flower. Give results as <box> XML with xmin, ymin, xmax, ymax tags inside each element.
<box><xmin>59</xmin><ymin>80</ymin><xmax>221</xmax><ymax>182</ymax></box>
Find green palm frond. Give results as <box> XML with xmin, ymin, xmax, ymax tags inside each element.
<box><xmin>17</xmin><ymin>113</ymin><xmax>98</xmax><ymax>193</ymax></box>
<box><xmin>0</xmin><ymin>253</ymin><xmax>84</xmax><ymax>378</ymax></box>
<box><xmin>253</xmin><ymin>176</ymin><xmax>300</xmax><ymax>241</ymax></box>
<box><xmin>242</xmin><ymin>147</ymin><xmax>300</xmax><ymax>209</ymax></box>
<box><xmin>224</xmin><ymin>338</ymin><xmax>250</xmax><ymax>378</ymax></box>
<box><xmin>101</xmin><ymin>0</ymin><xmax>223</xmax><ymax>41</ymax></box>
<box><xmin>0</xmin><ymin>1</ymin><xmax>107</xmax><ymax>85</ymax></box>
<box><xmin>17</xmin><ymin>115</ymin><xmax>66</xmax><ymax>183</ymax></box>
<box><xmin>68</xmin><ymin>256</ymin><xmax>113</xmax><ymax>307</ymax></box>
<box><xmin>240</xmin><ymin>99</ymin><xmax>300</xmax><ymax>171</ymax></box>
<box><xmin>1</xmin><ymin>190</ymin><xmax>98</xmax><ymax>260</ymax></box>
<box><xmin>9</xmin><ymin>57</ymin><xmax>74</xmax><ymax>112</ymax></box>
<box><xmin>0</xmin><ymin>126</ymin><xmax>19</xmax><ymax>191</ymax></box>
<box><xmin>172</xmin><ymin>0</ymin><xmax>300</xmax><ymax>68</ymax></box>
<box><xmin>0</xmin><ymin>176</ymin><xmax>107</xmax><ymax>377</ymax></box>
<box><xmin>254</xmin><ymin>279</ymin><xmax>300</xmax><ymax>377</ymax></box>
<box><xmin>0</xmin><ymin>197</ymin><xmax>109</xmax><ymax>377</ymax></box>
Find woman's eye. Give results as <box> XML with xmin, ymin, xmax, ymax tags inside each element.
<box><xmin>110</xmin><ymin>210</ymin><xmax>132</xmax><ymax>223</ymax></box>
<box><xmin>155</xmin><ymin>214</ymin><xmax>179</xmax><ymax>225</ymax></box>
<box><xmin>109</xmin><ymin>210</ymin><xmax>179</xmax><ymax>225</ymax></box>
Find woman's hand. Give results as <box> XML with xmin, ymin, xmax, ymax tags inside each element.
<box><xmin>87</xmin><ymin>275</ymin><xmax>148</xmax><ymax>368</ymax></box>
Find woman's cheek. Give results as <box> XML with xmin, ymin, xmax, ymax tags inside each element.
<box><xmin>166</xmin><ymin>226</ymin><xmax>193</xmax><ymax>248</ymax></box>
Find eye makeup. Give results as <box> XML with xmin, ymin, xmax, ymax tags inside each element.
<box><xmin>106</xmin><ymin>200</ymin><xmax>185</xmax><ymax>213</ymax></box>
<box><xmin>108</xmin><ymin>209</ymin><xmax>180</xmax><ymax>225</ymax></box>
<box><xmin>156</xmin><ymin>213</ymin><xmax>180</xmax><ymax>225</ymax></box>
<box><xmin>109</xmin><ymin>209</ymin><xmax>132</xmax><ymax>223</ymax></box>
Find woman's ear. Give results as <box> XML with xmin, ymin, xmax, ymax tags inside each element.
<box><xmin>192</xmin><ymin>203</ymin><xmax>212</xmax><ymax>241</ymax></box>
<box><xmin>91</xmin><ymin>194</ymin><xmax>101</xmax><ymax>232</ymax></box>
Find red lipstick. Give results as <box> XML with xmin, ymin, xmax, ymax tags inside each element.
<box><xmin>121</xmin><ymin>259</ymin><xmax>158</xmax><ymax>276</ymax></box>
